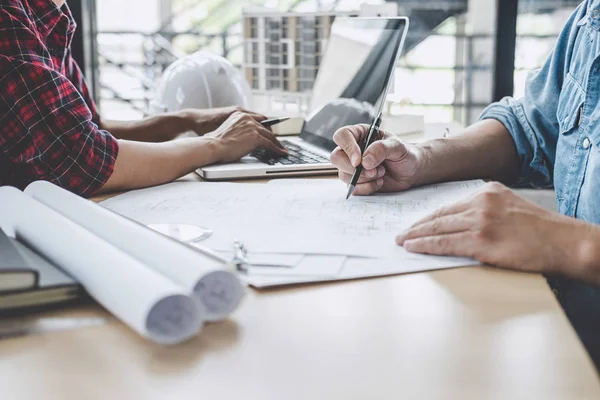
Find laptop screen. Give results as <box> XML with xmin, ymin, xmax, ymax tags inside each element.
<box><xmin>299</xmin><ymin>17</ymin><xmax>408</xmax><ymax>151</ymax></box>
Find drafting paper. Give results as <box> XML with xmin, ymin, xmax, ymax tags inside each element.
<box><xmin>101</xmin><ymin>180</ymin><xmax>485</xmax><ymax>285</ymax></box>
<box><xmin>102</xmin><ymin>180</ymin><xmax>484</xmax><ymax>258</ymax></box>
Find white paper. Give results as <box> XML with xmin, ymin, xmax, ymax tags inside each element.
<box><xmin>214</xmin><ymin>251</ymin><xmax>344</xmax><ymax>278</ymax></box>
<box><xmin>242</xmin><ymin>275</ymin><xmax>329</xmax><ymax>288</ymax></box>
<box><xmin>214</xmin><ymin>251</ymin><xmax>304</xmax><ymax>269</ymax></box>
<box><xmin>102</xmin><ymin>180</ymin><xmax>484</xmax><ymax>258</ymax></box>
<box><xmin>0</xmin><ymin>187</ymin><xmax>202</xmax><ymax>345</ymax></box>
<box><xmin>100</xmin><ymin>181</ymin><xmax>267</xmax><ymax>228</ymax></box>
<box><xmin>101</xmin><ymin>179</ymin><xmax>485</xmax><ymax>287</ymax></box>
<box><xmin>267</xmin><ymin>179</ymin><xmax>343</xmax><ymax>186</ymax></box>
<box><xmin>100</xmin><ymin>182</ymin><xmax>284</xmax><ymax>257</ymax></box>
<box><xmin>242</xmin><ymin>248</ymin><xmax>477</xmax><ymax>288</ymax></box>
<box><xmin>234</xmin><ymin>179</ymin><xmax>485</xmax><ymax>257</ymax></box>
<box><xmin>25</xmin><ymin>181</ymin><xmax>244</xmax><ymax>322</ymax></box>
<box><xmin>339</xmin><ymin>247</ymin><xmax>479</xmax><ymax>279</ymax></box>
<box><xmin>245</xmin><ymin>255</ymin><xmax>345</xmax><ymax>278</ymax></box>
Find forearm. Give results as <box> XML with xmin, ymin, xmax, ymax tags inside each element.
<box><xmin>100</xmin><ymin>112</ymin><xmax>191</xmax><ymax>142</ymax></box>
<box><xmin>97</xmin><ymin>137</ymin><xmax>219</xmax><ymax>193</ymax></box>
<box><xmin>414</xmin><ymin>119</ymin><xmax>521</xmax><ymax>186</ymax></box>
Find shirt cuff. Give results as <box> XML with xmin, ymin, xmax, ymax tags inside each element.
<box><xmin>479</xmin><ymin>98</ymin><xmax>552</xmax><ymax>187</ymax></box>
<box><xmin>86</xmin><ymin>130</ymin><xmax>119</xmax><ymax>197</ymax></box>
<box><xmin>50</xmin><ymin>128</ymin><xmax>119</xmax><ymax>198</ymax></box>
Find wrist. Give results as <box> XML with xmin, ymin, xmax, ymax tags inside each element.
<box><xmin>574</xmin><ymin>223</ymin><xmax>600</xmax><ymax>283</ymax></box>
<box><xmin>139</xmin><ymin>112</ymin><xmax>193</xmax><ymax>142</ymax></box>
<box><xmin>174</xmin><ymin>110</ymin><xmax>197</xmax><ymax>134</ymax></box>
<box><xmin>410</xmin><ymin>142</ymin><xmax>434</xmax><ymax>186</ymax></box>
<box><xmin>198</xmin><ymin>136</ymin><xmax>224</xmax><ymax>165</ymax></box>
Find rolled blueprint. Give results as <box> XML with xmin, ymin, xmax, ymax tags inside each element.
<box><xmin>0</xmin><ymin>187</ymin><xmax>202</xmax><ymax>345</ymax></box>
<box><xmin>25</xmin><ymin>181</ymin><xmax>245</xmax><ymax>322</ymax></box>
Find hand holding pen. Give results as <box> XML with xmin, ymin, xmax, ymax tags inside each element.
<box><xmin>345</xmin><ymin>112</ymin><xmax>383</xmax><ymax>199</ymax></box>
<box><xmin>330</xmin><ymin>121</ymin><xmax>423</xmax><ymax>197</ymax></box>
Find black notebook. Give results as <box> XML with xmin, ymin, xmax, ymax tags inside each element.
<box><xmin>0</xmin><ymin>228</ymin><xmax>84</xmax><ymax>311</ymax></box>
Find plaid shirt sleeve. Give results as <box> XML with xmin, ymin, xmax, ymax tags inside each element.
<box><xmin>64</xmin><ymin>55</ymin><xmax>102</xmax><ymax>128</ymax></box>
<box><xmin>0</xmin><ymin>4</ymin><xmax>118</xmax><ymax>197</ymax></box>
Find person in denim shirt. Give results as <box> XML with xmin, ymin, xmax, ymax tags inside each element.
<box><xmin>330</xmin><ymin>1</ymin><xmax>600</xmax><ymax>368</ymax></box>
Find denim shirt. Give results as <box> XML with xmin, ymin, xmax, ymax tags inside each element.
<box><xmin>481</xmin><ymin>0</ymin><xmax>600</xmax><ymax>222</ymax></box>
<box><xmin>480</xmin><ymin>0</ymin><xmax>600</xmax><ymax>369</ymax></box>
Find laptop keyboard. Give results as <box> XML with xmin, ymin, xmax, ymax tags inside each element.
<box><xmin>251</xmin><ymin>140</ymin><xmax>330</xmax><ymax>166</ymax></box>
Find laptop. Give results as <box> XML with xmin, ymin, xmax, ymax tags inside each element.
<box><xmin>197</xmin><ymin>17</ymin><xmax>409</xmax><ymax>180</ymax></box>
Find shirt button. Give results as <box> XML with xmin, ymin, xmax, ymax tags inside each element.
<box><xmin>593</xmin><ymin>9</ymin><xmax>600</xmax><ymax>18</ymax></box>
<box><xmin>583</xmin><ymin>137</ymin><xmax>591</xmax><ymax>149</ymax></box>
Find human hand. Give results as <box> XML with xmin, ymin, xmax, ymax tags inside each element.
<box><xmin>181</xmin><ymin>106</ymin><xmax>267</xmax><ymax>136</ymax></box>
<box><xmin>207</xmin><ymin>111</ymin><xmax>287</xmax><ymax>163</ymax></box>
<box><xmin>396</xmin><ymin>182</ymin><xmax>594</xmax><ymax>274</ymax></box>
<box><xmin>330</xmin><ymin>124</ymin><xmax>425</xmax><ymax>195</ymax></box>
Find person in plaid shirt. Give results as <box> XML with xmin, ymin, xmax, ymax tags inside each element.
<box><xmin>0</xmin><ymin>0</ymin><xmax>287</xmax><ymax>197</ymax></box>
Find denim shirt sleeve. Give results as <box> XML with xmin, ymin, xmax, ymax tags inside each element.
<box><xmin>479</xmin><ymin>2</ymin><xmax>587</xmax><ymax>188</ymax></box>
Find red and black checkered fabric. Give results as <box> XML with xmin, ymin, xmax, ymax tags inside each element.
<box><xmin>0</xmin><ymin>0</ymin><xmax>118</xmax><ymax>197</ymax></box>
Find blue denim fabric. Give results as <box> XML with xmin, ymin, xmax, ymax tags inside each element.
<box><xmin>480</xmin><ymin>1</ymin><xmax>600</xmax><ymax>370</ymax></box>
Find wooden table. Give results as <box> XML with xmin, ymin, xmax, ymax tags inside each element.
<box><xmin>1</xmin><ymin>175</ymin><xmax>599</xmax><ymax>399</ymax></box>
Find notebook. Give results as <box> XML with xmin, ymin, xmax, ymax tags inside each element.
<box><xmin>0</xmin><ymin>227</ymin><xmax>36</xmax><ymax>292</ymax></box>
<box><xmin>0</xmin><ymin>228</ymin><xmax>83</xmax><ymax>311</ymax></box>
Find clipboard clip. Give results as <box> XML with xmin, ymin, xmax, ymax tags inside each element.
<box><xmin>230</xmin><ymin>240</ymin><xmax>294</xmax><ymax>274</ymax></box>
<box><xmin>231</xmin><ymin>240</ymin><xmax>251</xmax><ymax>273</ymax></box>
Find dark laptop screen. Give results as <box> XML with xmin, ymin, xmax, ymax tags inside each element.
<box><xmin>299</xmin><ymin>17</ymin><xmax>408</xmax><ymax>151</ymax></box>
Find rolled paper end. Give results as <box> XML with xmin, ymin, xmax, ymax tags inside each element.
<box><xmin>145</xmin><ymin>294</ymin><xmax>204</xmax><ymax>345</ymax></box>
<box><xmin>193</xmin><ymin>270</ymin><xmax>245</xmax><ymax>322</ymax></box>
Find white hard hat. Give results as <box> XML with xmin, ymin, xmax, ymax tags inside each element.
<box><xmin>150</xmin><ymin>51</ymin><xmax>252</xmax><ymax>114</ymax></box>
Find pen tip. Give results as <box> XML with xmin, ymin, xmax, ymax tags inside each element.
<box><xmin>345</xmin><ymin>185</ymin><xmax>355</xmax><ymax>200</ymax></box>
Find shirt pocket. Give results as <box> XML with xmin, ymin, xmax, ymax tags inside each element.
<box><xmin>555</xmin><ymin>73</ymin><xmax>586</xmax><ymax>202</ymax></box>
<box><xmin>557</xmin><ymin>73</ymin><xmax>586</xmax><ymax>136</ymax></box>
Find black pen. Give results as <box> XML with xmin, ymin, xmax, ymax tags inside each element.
<box><xmin>261</xmin><ymin>117</ymin><xmax>290</xmax><ymax>128</ymax></box>
<box><xmin>346</xmin><ymin>112</ymin><xmax>383</xmax><ymax>200</ymax></box>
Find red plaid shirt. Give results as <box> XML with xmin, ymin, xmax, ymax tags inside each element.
<box><xmin>0</xmin><ymin>0</ymin><xmax>118</xmax><ymax>197</ymax></box>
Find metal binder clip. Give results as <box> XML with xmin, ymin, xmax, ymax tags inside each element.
<box><xmin>231</xmin><ymin>240</ymin><xmax>251</xmax><ymax>273</ymax></box>
<box><xmin>230</xmin><ymin>240</ymin><xmax>295</xmax><ymax>273</ymax></box>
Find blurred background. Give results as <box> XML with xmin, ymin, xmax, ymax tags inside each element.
<box><xmin>70</xmin><ymin>0</ymin><xmax>581</xmax><ymax>127</ymax></box>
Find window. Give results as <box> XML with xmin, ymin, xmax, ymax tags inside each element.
<box><xmin>282</xmin><ymin>43</ymin><xmax>288</xmax><ymax>65</ymax></box>
<box><xmin>251</xmin><ymin>68</ymin><xmax>259</xmax><ymax>90</ymax></box>
<box><xmin>514</xmin><ymin>1</ymin><xmax>578</xmax><ymax>99</ymax></box>
<box><xmin>282</xmin><ymin>19</ymin><xmax>288</xmax><ymax>39</ymax></box>
<box><xmin>383</xmin><ymin>2</ymin><xmax>498</xmax><ymax>125</ymax></box>
<box><xmin>251</xmin><ymin>42</ymin><xmax>259</xmax><ymax>64</ymax></box>
<box><xmin>249</xmin><ymin>18</ymin><xmax>258</xmax><ymax>38</ymax></box>
<box><xmin>92</xmin><ymin>0</ymin><xmax>501</xmax><ymax>124</ymax></box>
